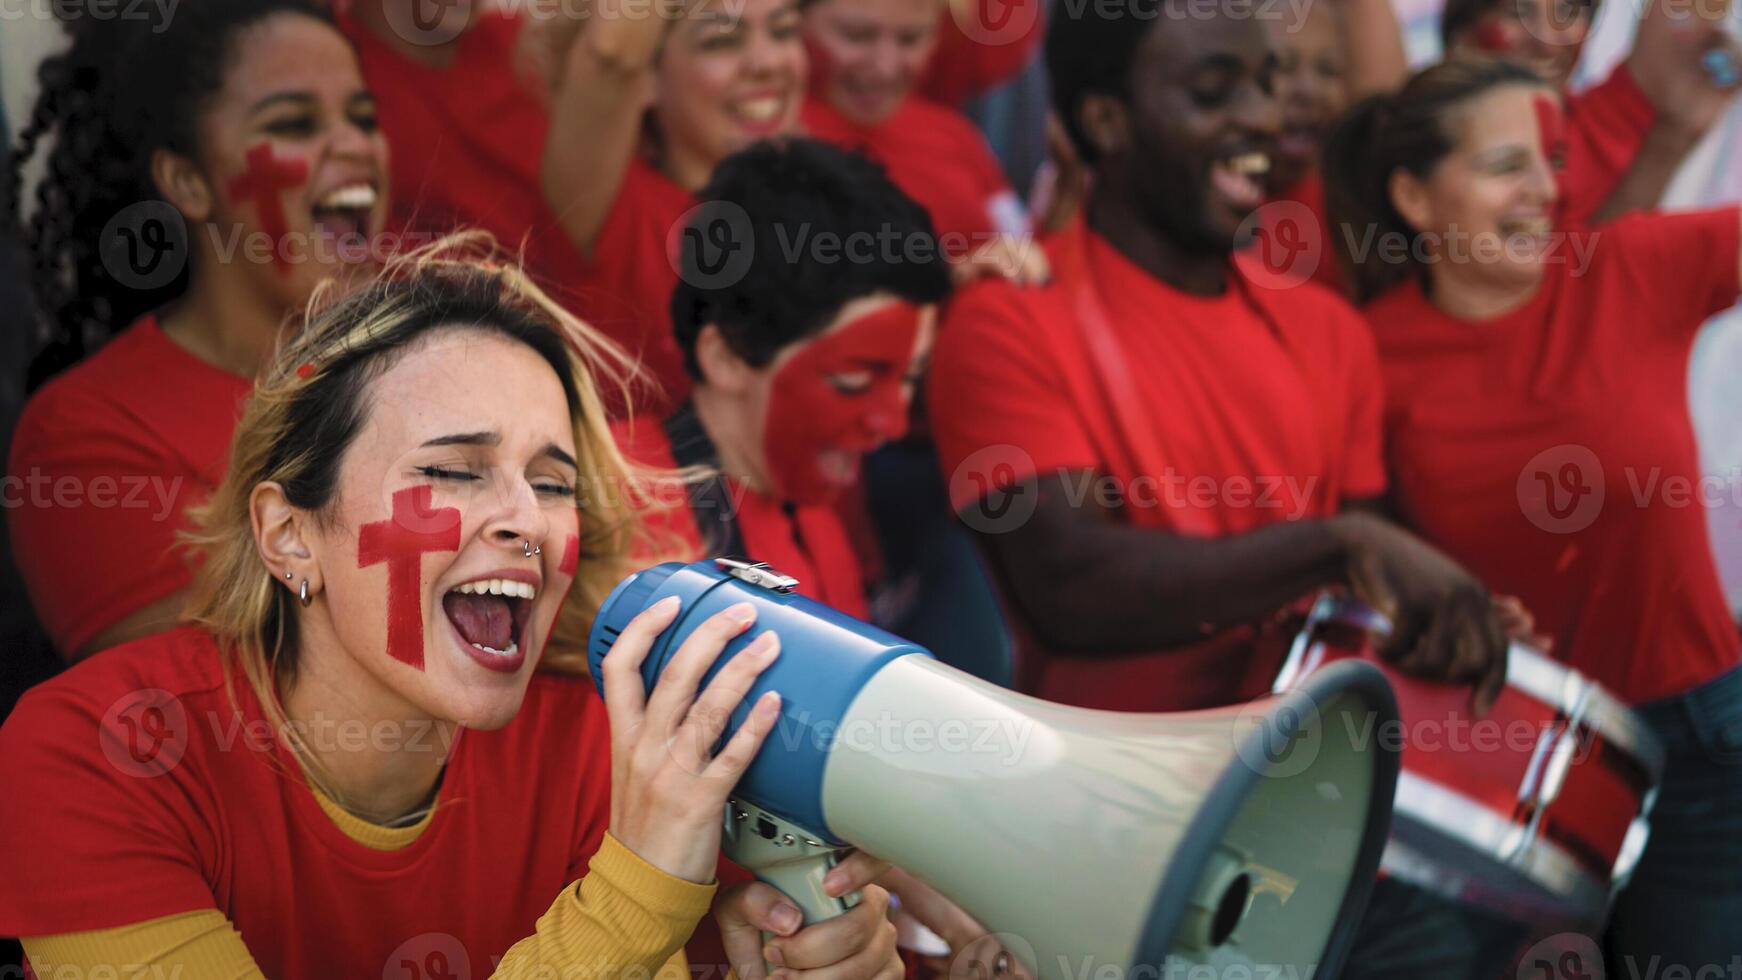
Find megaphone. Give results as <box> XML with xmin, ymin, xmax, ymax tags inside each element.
<box><xmin>588</xmin><ymin>558</ymin><xmax>1400</xmax><ymax>980</ymax></box>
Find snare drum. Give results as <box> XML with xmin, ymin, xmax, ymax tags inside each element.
<box><xmin>1274</xmin><ymin>594</ymin><xmax>1665</xmax><ymax>928</ymax></box>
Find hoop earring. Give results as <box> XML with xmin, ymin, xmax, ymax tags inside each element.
<box><xmin>299</xmin><ymin>579</ymin><xmax>312</xmax><ymax>607</ymax></box>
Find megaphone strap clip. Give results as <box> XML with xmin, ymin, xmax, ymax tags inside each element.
<box><xmin>715</xmin><ymin>557</ymin><xmax>801</xmax><ymax>594</ymax></box>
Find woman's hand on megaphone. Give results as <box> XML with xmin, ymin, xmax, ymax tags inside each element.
<box><xmin>1332</xmin><ymin>511</ymin><xmax>1510</xmax><ymax>716</ymax></box>
<box><xmin>600</xmin><ymin>597</ymin><xmax>785</xmax><ymax>883</ymax></box>
<box><xmin>718</xmin><ymin>879</ymin><xmax>902</xmax><ymax>980</ymax></box>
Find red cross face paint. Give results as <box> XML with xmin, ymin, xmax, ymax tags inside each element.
<box><xmin>762</xmin><ymin>302</ymin><xmax>926</xmax><ymax>505</ymax></box>
<box><xmin>226</xmin><ymin>142</ymin><xmax>309</xmax><ymax>276</ymax></box>
<box><xmin>359</xmin><ymin>485</ymin><xmax>462</xmax><ymax>670</ymax></box>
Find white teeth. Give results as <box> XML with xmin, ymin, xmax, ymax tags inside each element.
<box><xmin>470</xmin><ymin>640</ymin><xmax>520</xmax><ymax>657</ymax></box>
<box><xmin>316</xmin><ymin>184</ymin><xmax>376</xmax><ymax>210</ymax></box>
<box><xmin>735</xmin><ymin>97</ymin><xmax>781</xmax><ymax>122</ymax></box>
<box><xmin>1227</xmin><ymin>152</ymin><xmax>1271</xmax><ymax>177</ymax></box>
<box><xmin>451</xmin><ymin>578</ymin><xmax>538</xmax><ymax>600</ymax></box>
<box><xmin>1503</xmin><ymin>217</ymin><xmax>1552</xmax><ymax>237</ymax></box>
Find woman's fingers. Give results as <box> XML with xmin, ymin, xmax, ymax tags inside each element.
<box><xmin>599</xmin><ymin>595</ymin><xmax>682</xmax><ymax>734</ymax></box>
<box><xmin>704</xmin><ymin>690</ymin><xmax>783</xmax><ymax>784</ymax></box>
<box><xmin>679</xmin><ymin>631</ymin><xmax>782</xmax><ymax>763</ymax></box>
<box><xmin>766</xmin><ymin>886</ymin><xmax>895</xmax><ymax>975</ymax></box>
<box><xmin>645</xmin><ymin>602</ymin><xmax>758</xmax><ymax>733</ymax></box>
<box><xmin>822</xmin><ymin>850</ymin><xmax>892</xmax><ymax>898</ymax></box>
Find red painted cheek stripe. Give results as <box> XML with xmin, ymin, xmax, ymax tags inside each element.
<box><xmin>558</xmin><ymin>534</ymin><xmax>579</xmax><ymax>576</ymax></box>
<box><xmin>358</xmin><ymin>486</ymin><xmax>462</xmax><ymax>670</ymax></box>
<box><xmin>226</xmin><ymin>143</ymin><xmax>308</xmax><ymax>277</ymax></box>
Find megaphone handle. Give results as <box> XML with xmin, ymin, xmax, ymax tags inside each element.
<box><xmin>722</xmin><ymin>800</ymin><xmax>864</xmax><ymax>968</ymax></box>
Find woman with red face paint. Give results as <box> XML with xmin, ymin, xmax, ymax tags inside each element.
<box><xmin>5</xmin><ymin>2</ymin><xmax>393</xmax><ymax>660</ymax></box>
<box><xmin>1345</xmin><ymin>0</ymin><xmax>1742</xmax><ymax>227</ymax></box>
<box><xmin>0</xmin><ymin>237</ymin><xmax>903</xmax><ymax>980</ymax></box>
<box><xmin>1327</xmin><ymin>56</ymin><xmax>1742</xmax><ymax>968</ymax></box>
<box><xmin>799</xmin><ymin>0</ymin><xmax>1045</xmax><ymax>287</ymax></box>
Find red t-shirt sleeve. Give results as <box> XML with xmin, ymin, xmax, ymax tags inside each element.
<box><xmin>7</xmin><ymin>385</ymin><xmax>205</xmax><ymax>654</ymax></box>
<box><xmin>1605</xmin><ymin>206</ymin><xmax>1742</xmax><ymax>338</ymax></box>
<box><xmin>1561</xmin><ymin>65</ymin><xmax>1658</xmax><ymax>226</ymax></box>
<box><xmin>929</xmin><ymin>279</ymin><xmax>1098</xmax><ymax>512</ymax></box>
<box><xmin>919</xmin><ymin>0</ymin><xmax>1045</xmax><ymax>106</ymax></box>
<box><xmin>0</xmin><ymin>675</ymin><xmax>218</xmax><ymax>936</ymax></box>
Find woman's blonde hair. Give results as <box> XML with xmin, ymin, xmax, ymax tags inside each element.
<box><xmin>183</xmin><ymin>232</ymin><xmax>666</xmax><ymax>761</ymax></box>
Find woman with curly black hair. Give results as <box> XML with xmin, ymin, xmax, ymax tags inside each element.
<box><xmin>6</xmin><ymin>0</ymin><xmax>390</xmax><ymax>659</ymax></box>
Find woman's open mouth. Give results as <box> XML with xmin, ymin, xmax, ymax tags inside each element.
<box><xmin>309</xmin><ymin>182</ymin><xmax>378</xmax><ymax>254</ymax></box>
<box><xmin>442</xmin><ymin>575</ymin><xmax>536</xmax><ymax>673</ymax></box>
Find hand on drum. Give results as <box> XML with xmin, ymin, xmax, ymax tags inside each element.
<box><xmin>600</xmin><ymin>597</ymin><xmax>784</xmax><ymax>884</ymax></box>
<box><xmin>1333</xmin><ymin>512</ymin><xmax>1510</xmax><ymax>715</ymax></box>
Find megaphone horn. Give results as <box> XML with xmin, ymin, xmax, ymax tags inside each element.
<box><xmin>588</xmin><ymin>559</ymin><xmax>1401</xmax><ymax>980</ymax></box>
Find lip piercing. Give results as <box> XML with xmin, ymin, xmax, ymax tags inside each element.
<box><xmin>522</xmin><ymin>539</ymin><xmax>542</xmax><ymax>558</ymax></box>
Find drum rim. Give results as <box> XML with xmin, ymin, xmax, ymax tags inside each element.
<box><xmin>1505</xmin><ymin>646</ymin><xmax>1667</xmax><ymax>781</ymax></box>
<box><xmin>1387</xmin><ymin>770</ymin><xmax>1610</xmax><ymax>913</ymax></box>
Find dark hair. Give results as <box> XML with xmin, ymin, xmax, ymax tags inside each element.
<box><xmin>1046</xmin><ymin>0</ymin><xmax>1164</xmax><ymax>166</ymax></box>
<box><xmin>670</xmin><ymin>138</ymin><xmax>952</xmax><ymax>379</ymax></box>
<box><xmin>1323</xmin><ymin>56</ymin><xmax>1547</xmax><ymax>303</ymax></box>
<box><xmin>6</xmin><ymin>0</ymin><xmax>334</xmax><ymax>392</ymax></box>
<box><xmin>1439</xmin><ymin>0</ymin><xmax>1498</xmax><ymax>51</ymax></box>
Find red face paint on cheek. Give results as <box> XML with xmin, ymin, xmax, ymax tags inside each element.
<box><xmin>557</xmin><ymin>534</ymin><xmax>580</xmax><ymax>576</ymax></box>
<box><xmin>358</xmin><ymin>486</ymin><xmax>462</xmax><ymax>670</ymax></box>
<box><xmin>762</xmin><ymin>304</ymin><xmax>924</xmax><ymax>505</ymax></box>
<box><xmin>225</xmin><ymin>142</ymin><xmax>308</xmax><ymax>277</ymax></box>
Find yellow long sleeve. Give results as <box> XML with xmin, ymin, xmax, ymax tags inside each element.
<box><xmin>20</xmin><ymin>834</ymin><xmax>714</xmax><ymax>979</ymax></box>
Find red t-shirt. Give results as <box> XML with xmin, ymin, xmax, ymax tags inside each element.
<box><xmin>567</xmin><ymin>159</ymin><xmax>699</xmax><ymax>416</ymax></box>
<box><xmin>1366</xmin><ymin>209</ymin><xmax>1741</xmax><ymax>704</ymax></box>
<box><xmin>0</xmin><ymin>627</ymin><xmax>614</xmax><ymax>976</ymax></box>
<box><xmin>918</xmin><ymin>0</ymin><xmax>1046</xmax><ymax>106</ymax></box>
<box><xmin>344</xmin><ymin>12</ymin><xmax>685</xmax><ymax>413</ymax></box>
<box><xmin>802</xmin><ymin>96</ymin><xmax>1026</xmax><ymax>250</ymax></box>
<box><xmin>7</xmin><ymin>317</ymin><xmax>254</xmax><ymax>655</ymax></box>
<box><xmin>1562</xmin><ymin>65</ymin><xmax>1658</xmax><ymax>227</ymax></box>
<box><xmin>928</xmin><ymin>219</ymin><xmax>1387</xmax><ymax>711</ymax></box>
<box><xmin>614</xmin><ymin>417</ymin><xmax>869</xmax><ymax>620</ymax></box>
<box><xmin>1256</xmin><ymin>172</ymin><xmax>1347</xmax><ymax>295</ymax></box>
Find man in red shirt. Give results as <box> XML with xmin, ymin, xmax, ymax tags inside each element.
<box><xmin>618</xmin><ymin>138</ymin><xmax>951</xmax><ymax>621</ymax></box>
<box><xmin>928</xmin><ymin>0</ymin><xmax>1511</xmax><ymax>715</ymax></box>
<box><xmin>1437</xmin><ymin>0</ymin><xmax>1740</xmax><ymax>224</ymax></box>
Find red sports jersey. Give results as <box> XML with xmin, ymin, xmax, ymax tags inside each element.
<box><xmin>7</xmin><ymin>317</ymin><xmax>253</xmax><ymax>655</ymax></box>
<box><xmin>1562</xmin><ymin>65</ymin><xmax>1658</xmax><ymax>227</ymax></box>
<box><xmin>614</xmin><ymin>415</ymin><xmax>869</xmax><ymax>619</ymax></box>
<box><xmin>0</xmin><ymin>627</ymin><xmax>615</xmax><ymax>977</ymax></box>
<box><xmin>565</xmin><ymin>159</ymin><xmax>699</xmax><ymax>416</ymax></box>
<box><xmin>928</xmin><ymin>218</ymin><xmax>1386</xmax><ymax>711</ymax></box>
<box><xmin>1257</xmin><ymin>172</ymin><xmax>1347</xmax><ymax>295</ymax></box>
<box><xmin>802</xmin><ymin>96</ymin><xmax>1026</xmax><ymax>249</ymax></box>
<box><xmin>341</xmin><ymin>11</ymin><xmax>589</xmax><ymax>298</ymax></box>
<box><xmin>918</xmin><ymin>0</ymin><xmax>1046</xmax><ymax>106</ymax></box>
<box><xmin>1366</xmin><ymin>208</ymin><xmax>1741</xmax><ymax>704</ymax></box>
